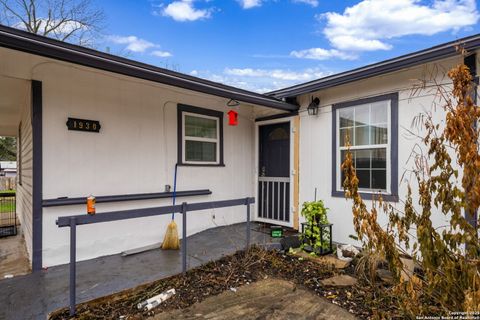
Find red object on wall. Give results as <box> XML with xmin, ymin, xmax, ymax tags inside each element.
<box><xmin>228</xmin><ymin>110</ymin><xmax>238</xmax><ymax>126</ymax></box>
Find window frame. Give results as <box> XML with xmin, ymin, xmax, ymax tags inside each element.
<box><xmin>177</xmin><ymin>104</ymin><xmax>224</xmax><ymax>167</ymax></box>
<box><xmin>331</xmin><ymin>93</ymin><xmax>398</xmax><ymax>202</ymax></box>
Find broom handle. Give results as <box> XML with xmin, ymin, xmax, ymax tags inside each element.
<box><xmin>171</xmin><ymin>163</ymin><xmax>178</xmax><ymax>220</ymax></box>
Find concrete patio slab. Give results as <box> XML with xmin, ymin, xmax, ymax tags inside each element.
<box><xmin>0</xmin><ymin>229</ymin><xmax>30</xmax><ymax>279</ymax></box>
<box><xmin>152</xmin><ymin>278</ymin><xmax>357</xmax><ymax>320</ymax></box>
<box><xmin>0</xmin><ymin>222</ymin><xmax>277</xmax><ymax>320</ymax></box>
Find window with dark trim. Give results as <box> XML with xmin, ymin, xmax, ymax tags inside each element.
<box><xmin>332</xmin><ymin>93</ymin><xmax>398</xmax><ymax>201</ymax></box>
<box><xmin>177</xmin><ymin>104</ymin><xmax>224</xmax><ymax>166</ymax></box>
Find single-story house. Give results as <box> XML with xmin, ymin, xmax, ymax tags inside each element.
<box><xmin>0</xmin><ymin>161</ymin><xmax>16</xmax><ymax>177</ymax></box>
<box><xmin>0</xmin><ymin>23</ymin><xmax>478</xmax><ymax>271</ymax></box>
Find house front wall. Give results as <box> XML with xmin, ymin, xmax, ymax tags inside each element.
<box><xmin>16</xmin><ymin>85</ymin><xmax>33</xmax><ymax>261</ymax></box>
<box><xmin>0</xmin><ymin>47</ymin><xmax>267</xmax><ymax>267</ymax></box>
<box><xmin>296</xmin><ymin>54</ymin><xmax>473</xmax><ymax>246</ymax></box>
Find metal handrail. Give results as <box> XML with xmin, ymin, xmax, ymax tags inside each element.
<box><xmin>56</xmin><ymin>197</ymin><xmax>254</xmax><ymax>316</ymax></box>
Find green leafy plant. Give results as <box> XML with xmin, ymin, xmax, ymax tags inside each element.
<box><xmin>300</xmin><ymin>200</ymin><xmax>330</xmax><ymax>254</ymax></box>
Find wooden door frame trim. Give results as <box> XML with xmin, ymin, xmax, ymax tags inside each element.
<box><xmin>254</xmin><ymin>116</ymin><xmax>299</xmax><ymax>229</ymax></box>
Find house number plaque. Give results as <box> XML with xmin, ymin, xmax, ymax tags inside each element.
<box><xmin>66</xmin><ymin>118</ymin><xmax>101</xmax><ymax>133</ymax></box>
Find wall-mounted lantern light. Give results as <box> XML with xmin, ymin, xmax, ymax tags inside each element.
<box><xmin>307</xmin><ymin>97</ymin><xmax>320</xmax><ymax>116</ymax></box>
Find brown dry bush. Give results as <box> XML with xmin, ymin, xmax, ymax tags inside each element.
<box><xmin>342</xmin><ymin>51</ymin><xmax>480</xmax><ymax>318</ymax></box>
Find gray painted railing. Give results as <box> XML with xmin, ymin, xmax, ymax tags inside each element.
<box><xmin>56</xmin><ymin>197</ymin><xmax>254</xmax><ymax>316</ymax></box>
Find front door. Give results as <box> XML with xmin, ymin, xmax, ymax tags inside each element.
<box><xmin>258</xmin><ymin>122</ymin><xmax>291</xmax><ymax>226</ymax></box>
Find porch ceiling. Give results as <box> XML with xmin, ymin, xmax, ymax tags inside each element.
<box><xmin>0</xmin><ymin>75</ymin><xmax>28</xmax><ymax>136</ymax></box>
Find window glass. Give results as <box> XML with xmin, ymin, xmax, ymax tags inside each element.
<box><xmin>371</xmin><ymin>123</ymin><xmax>388</xmax><ymax>145</ymax></box>
<box><xmin>185</xmin><ymin>115</ymin><xmax>217</xmax><ymax>139</ymax></box>
<box><xmin>371</xmin><ymin>101</ymin><xmax>388</xmax><ymax>124</ymax></box>
<box><xmin>339</xmin><ymin>108</ymin><xmax>354</xmax><ymax>128</ymax></box>
<box><xmin>339</xmin><ymin>127</ymin><xmax>353</xmax><ymax>146</ymax></box>
<box><xmin>371</xmin><ymin>149</ymin><xmax>387</xmax><ymax>168</ymax></box>
<box><xmin>186</xmin><ymin>140</ymin><xmax>217</xmax><ymax>162</ymax></box>
<box><xmin>337</xmin><ymin>100</ymin><xmax>390</xmax><ymax>192</ymax></box>
<box><xmin>355</xmin><ymin>149</ymin><xmax>371</xmax><ymax>168</ymax></box>
<box><xmin>356</xmin><ymin>170</ymin><xmax>371</xmax><ymax>189</ymax></box>
<box><xmin>354</xmin><ymin>126</ymin><xmax>370</xmax><ymax>146</ymax></box>
<box><xmin>372</xmin><ymin>170</ymin><xmax>387</xmax><ymax>190</ymax></box>
<box><xmin>183</xmin><ymin>112</ymin><xmax>220</xmax><ymax>164</ymax></box>
<box><xmin>354</xmin><ymin>104</ymin><xmax>369</xmax><ymax>126</ymax></box>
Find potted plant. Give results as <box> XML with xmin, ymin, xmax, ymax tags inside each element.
<box><xmin>300</xmin><ymin>200</ymin><xmax>333</xmax><ymax>255</ymax></box>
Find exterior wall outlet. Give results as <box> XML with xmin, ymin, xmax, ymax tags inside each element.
<box><xmin>165</xmin><ymin>184</ymin><xmax>171</xmax><ymax>192</ymax></box>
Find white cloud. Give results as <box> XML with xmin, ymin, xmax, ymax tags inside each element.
<box><xmin>237</xmin><ymin>0</ymin><xmax>263</xmax><ymax>9</ymax></box>
<box><xmin>14</xmin><ymin>19</ymin><xmax>88</xmax><ymax>36</ymax></box>
<box><xmin>108</xmin><ymin>35</ymin><xmax>157</xmax><ymax>53</ymax></box>
<box><xmin>290</xmin><ymin>48</ymin><xmax>356</xmax><ymax>60</ymax></box>
<box><xmin>151</xmin><ymin>50</ymin><xmax>173</xmax><ymax>57</ymax></box>
<box><xmin>238</xmin><ymin>0</ymin><xmax>318</xmax><ymax>9</ymax></box>
<box><xmin>162</xmin><ymin>0</ymin><xmax>212</xmax><ymax>21</ymax></box>
<box><xmin>191</xmin><ymin>67</ymin><xmax>330</xmax><ymax>92</ymax></box>
<box><xmin>292</xmin><ymin>0</ymin><xmax>319</xmax><ymax>7</ymax></box>
<box><xmin>225</xmin><ymin>67</ymin><xmax>327</xmax><ymax>82</ymax></box>
<box><xmin>321</xmin><ymin>0</ymin><xmax>479</xmax><ymax>52</ymax></box>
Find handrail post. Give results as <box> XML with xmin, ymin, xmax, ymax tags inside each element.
<box><xmin>181</xmin><ymin>202</ymin><xmax>187</xmax><ymax>274</ymax></box>
<box><xmin>69</xmin><ymin>217</ymin><xmax>77</xmax><ymax>316</ymax></box>
<box><xmin>246</xmin><ymin>197</ymin><xmax>251</xmax><ymax>250</ymax></box>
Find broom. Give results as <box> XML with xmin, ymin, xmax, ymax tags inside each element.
<box><xmin>162</xmin><ymin>164</ymin><xmax>180</xmax><ymax>250</ymax></box>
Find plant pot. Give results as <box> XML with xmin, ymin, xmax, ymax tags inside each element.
<box><xmin>400</xmin><ymin>257</ymin><xmax>414</xmax><ymax>281</ymax></box>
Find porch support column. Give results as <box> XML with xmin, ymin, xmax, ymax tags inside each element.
<box><xmin>32</xmin><ymin>80</ymin><xmax>43</xmax><ymax>272</ymax></box>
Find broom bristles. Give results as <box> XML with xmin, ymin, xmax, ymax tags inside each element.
<box><xmin>162</xmin><ymin>220</ymin><xmax>180</xmax><ymax>250</ymax></box>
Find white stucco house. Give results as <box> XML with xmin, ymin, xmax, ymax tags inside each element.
<box><xmin>0</xmin><ymin>24</ymin><xmax>478</xmax><ymax>271</ymax></box>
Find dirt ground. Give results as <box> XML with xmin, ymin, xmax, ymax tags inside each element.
<box><xmin>152</xmin><ymin>278</ymin><xmax>357</xmax><ymax>320</ymax></box>
<box><xmin>49</xmin><ymin>247</ymin><xmax>382</xmax><ymax>319</ymax></box>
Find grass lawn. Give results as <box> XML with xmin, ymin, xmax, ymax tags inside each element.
<box><xmin>0</xmin><ymin>201</ymin><xmax>15</xmax><ymax>213</ymax></box>
<box><xmin>0</xmin><ymin>190</ymin><xmax>15</xmax><ymax>213</ymax></box>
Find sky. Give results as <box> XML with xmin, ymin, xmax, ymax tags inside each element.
<box><xmin>97</xmin><ymin>0</ymin><xmax>480</xmax><ymax>93</ymax></box>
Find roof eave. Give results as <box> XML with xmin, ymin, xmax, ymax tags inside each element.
<box><xmin>0</xmin><ymin>25</ymin><xmax>297</xmax><ymax>112</ymax></box>
<box><xmin>269</xmin><ymin>35</ymin><xmax>480</xmax><ymax>99</ymax></box>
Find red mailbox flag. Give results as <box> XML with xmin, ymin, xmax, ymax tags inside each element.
<box><xmin>228</xmin><ymin>110</ymin><xmax>238</xmax><ymax>126</ymax></box>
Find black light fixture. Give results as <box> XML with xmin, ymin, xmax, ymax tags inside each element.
<box><xmin>307</xmin><ymin>97</ymin><xmax>320</xmax><ymax>116</ymax></box>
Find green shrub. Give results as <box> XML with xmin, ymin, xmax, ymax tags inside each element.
<box><xmin>300</xmin><ymin>200</ymin><xmax>330</xmax><ymax>254</ymax></box>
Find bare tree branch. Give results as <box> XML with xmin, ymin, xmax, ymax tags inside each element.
<box><xmin>0</xmin><ymin>0</ymin><xmax>105</xmax><ymax>47</ymax></box>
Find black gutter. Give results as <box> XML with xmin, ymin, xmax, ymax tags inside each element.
<box><xmin>0</xmin><ymin>24</ymin><xmax>297</xmax><ymax>112</ymax></box>
<box><xmin>42</xmin><ymin>189</ymin><xmax>212</xmax><ymax>207</ymax></box>
<box><xmin>269</xmin><ymin>33</ymin><xmax>480</xmax><ymax>99</ymax></box>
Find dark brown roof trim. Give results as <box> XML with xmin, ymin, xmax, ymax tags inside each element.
<box><xmin>0</xmin><ymin>24</ymin><xmax>297</xmax><ymax>112</ymax></box>
<box><xmin>269</xmin><ymin>33</ymin><xmax>480</xmax><ymax>99</ymax></box>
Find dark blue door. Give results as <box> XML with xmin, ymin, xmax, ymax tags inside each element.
<box><xmin>258</xmin><ymin>122</ymin><xmax>291</xmax><ymax>224</ymax></box>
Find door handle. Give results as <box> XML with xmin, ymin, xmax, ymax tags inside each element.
<box><xmin>260</xmin><ymin>166</ymin><xmax>266</xmax><ymax>177</ymax></box>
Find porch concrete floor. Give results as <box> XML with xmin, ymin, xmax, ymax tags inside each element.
<box><xmin>0</xmin><ymin>228</ymin><xmax>31</xmax><ymax>279</ymax></box>
<box><xmin>0</xmin><ymin>222</ymin><xmax>280</xmax><ymax>320</ymax></box>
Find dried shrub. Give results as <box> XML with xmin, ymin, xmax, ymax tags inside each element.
<box><xmin>342</xmin><ymin>52</ymin><xmax>480</xmax><ymax>317</ymax></box>
<box><xmin>354</xmin><ymin>249</ymin><xmax>384</xmax><ymax>286</ymax></box>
